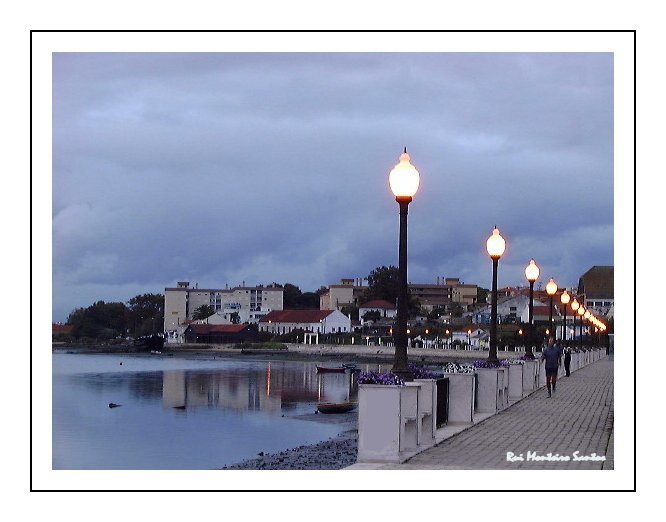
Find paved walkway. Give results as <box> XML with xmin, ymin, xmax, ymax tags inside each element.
<box><xmin>362</xmin><ymin>359</ymin><xmax>614</xmax><ymax>469</ymax></box>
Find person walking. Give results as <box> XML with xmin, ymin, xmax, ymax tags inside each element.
<box><xmin>564</xmin><ymin>346</ymin><xmax>572</xmax><ymax>377</ymax></box>
<box><xmin>541</xmin><ymin>337</ymin><xmax>562</xmax><ymax>398</ymax></box>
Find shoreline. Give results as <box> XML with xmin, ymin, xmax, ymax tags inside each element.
<box><xmin>53</xmin><ymin>342</ymin><xmax>524</xmax><ymax>366</ymax></box>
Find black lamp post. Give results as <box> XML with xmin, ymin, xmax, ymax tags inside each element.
<box><xmin>388</xmin><ymin>148</ymin><xmax>420</xmax><ymax>381</ymax></box>
<box><xmin>545</xmin><ymin>278</ymin><xmax>558</xmax><ymax>340</ymax></box>
<box><xmin>577</xmin><ymin>306</ymin><xmax>585</xmax><ymax>350</ymax></box>
<box><xmin>486</xmin><ymin>227</ymin><xmax>506</xmax><ymax>364</ymax></box>
<box><xmin>560</xmin><ymin>290</ymin><xmax>570</xmax><ymax>346</ymax></box>
<box><xmin>524</xmin><ymin>259</ymin><xmax>539</xmax><ymax>358</ymax></box>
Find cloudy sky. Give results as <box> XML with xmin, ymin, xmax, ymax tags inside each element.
<box><xmin>52</xmin><ymin>52</ymin><xmax>613</xmax><ymax>322</ymax></box>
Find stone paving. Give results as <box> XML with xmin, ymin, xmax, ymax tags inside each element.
<box><xmin>373</xmin><ymin>359</ymin><xmax>614</xmax><ymax>470</ymax></box>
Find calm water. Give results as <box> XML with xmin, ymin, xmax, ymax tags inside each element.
<box><xmin>53</xmin><ymin>353</ymin><xmax>376</xmax><ymax>469</ymax></box>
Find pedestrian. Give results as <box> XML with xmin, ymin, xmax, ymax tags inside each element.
<box><xmin>541</xmin><ymin>337</ymin><xmax>562</xmax><ymax>398</ymax></box>
<box><xmin>564</xmin><ymin>346</ymin><xmax>572</xmax><ymax>377</ymax></box>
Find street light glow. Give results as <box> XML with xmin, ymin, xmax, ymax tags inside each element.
<box><xmin>545</xmin><ymin>278</ymin><xmax>558</xmax><ymax>296</ymax></box>
<box><xmin>486</xmin><ymin>227</ymin><xmax>506</xmax><ymax>259</ymax></box>
<box><xmin>525</xmin><ymin>259</ymin><xmax>540</xmax><ymax>282</ymax></box>
<box><xmin>560</xmin><ymin>290</ymin><xmax>571</xmax><ymax>304</ymax></box>
<box><xmin>389</xmin><ymin>149</ymin><xmax>420</xmax><ymax>198</ymax></box>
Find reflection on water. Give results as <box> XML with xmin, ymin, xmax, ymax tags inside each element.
<box><xmin>52</xmin><ymin>354</ymin><xmax>374</xmax><ymax>469</ymax></box>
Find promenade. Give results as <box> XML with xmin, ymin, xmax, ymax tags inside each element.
<box><xmin>350</xmin><ymin>358</ymin><xmax>614</xmax><ymax>470</ymax></box>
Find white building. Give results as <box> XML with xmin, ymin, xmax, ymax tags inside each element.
<box><xmin>258</xmin><ymin>309</ymin><xmax>351</xmax><ymax>335</ymax></box>
<box><xmin>163</xmin><ymin>281</ymin><xmax>283</xmax><ymax>332</ymax></box>
<box><xmin>359</xmin><ymin>299</ymin><xmax>397</xmax><ymax>324</ymax></box>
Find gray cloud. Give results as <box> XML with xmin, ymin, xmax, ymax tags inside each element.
<box><xmin>52</xmin><ymin>52</ymin><xmax>613</xmax><ymax>321</ymax></box>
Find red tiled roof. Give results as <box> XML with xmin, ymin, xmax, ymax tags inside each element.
<box><xmin>185</xmin><ymin>324</ymin><xmax>248</xmax><ymax>334</ymax></box>
<box><xmin>259</xmin><ymin>310</ymin><xmax>334</xmax><ymax>323</ymax></box>
<box><xmin>359</xmin><ymin>299</ymin><xmax>396</xmax><ymax>310</ymax></box>
<box><xmin>52</xmin><ymin>323</ymin><xmax>73</xmax><ymax>334</ymax></box>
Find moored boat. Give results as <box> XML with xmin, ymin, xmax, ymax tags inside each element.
<box><xmin>316</xmin><ymin>366</ymin><xmax>346</xmax><ymax>374</ymax></box>
<box><xmin>317</xmin><ymin>402</ymin><xmax>357</xmax><ymax>414</ymax></box>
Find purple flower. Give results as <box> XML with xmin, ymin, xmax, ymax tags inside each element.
<box><xmin>358</xmin><ymin>371</ymin><xmax>405</xmax><ymax>386</ymax></box>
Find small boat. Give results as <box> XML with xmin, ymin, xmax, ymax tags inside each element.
<box><xmin>150</xmin><ymin>350</ymin><xmax>162</xmax><ymax>355</ymax></box>
<box><xmin>316</xmin><ymin>366</ymin><xmax>346</xmax><ymax>374</ymax></box>
<box><xmin>317</xmin><ymin>402</ymin><xmax>357</xmax><ymax>414</ymax></box>
<box><xmin>341</xmin><ymin>363</ymin><xmax>357</xmax><ymax>369</ymax></box>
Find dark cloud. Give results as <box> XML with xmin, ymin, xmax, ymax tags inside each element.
<box><xmin>52</xmin><ymin>52</ymin><xmax>613</xmax><ymax>321</ymax></box>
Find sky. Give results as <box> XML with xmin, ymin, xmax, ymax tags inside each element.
<box><xmin>52</xmin><ymin>52</ymin><xmax>613</xmax><ymax>322</ymax></box>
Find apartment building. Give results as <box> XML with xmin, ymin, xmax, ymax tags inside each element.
<box><xmin>163</xmin><ymin>281</ymin><xmax>284</xmax><ymax>331</ymax></box>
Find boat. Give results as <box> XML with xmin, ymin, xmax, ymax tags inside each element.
<box><xmin>316</xmin><ymin>366</ymin><xmax>346</xmax><ymax>374</ymax></box>
<box><xmin>317</xmin><ymin>402</ymin><xmax>357</xmax><ymax>414</ymax></box>
<box><xmin>341</xmin><ymin>363</ymin><xmax>358</xmax><ymax>369</ymax></box>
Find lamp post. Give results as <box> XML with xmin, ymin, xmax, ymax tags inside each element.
<box><xmin>570</xmin><ymin>297</ymin><xmax>579</xmax><ymax>349</ymax></box>
<box><xmin>577</xmin><ymin>305</ymin><xmax>585</xmax><ymax>351</ymax></box>
<box><xmin>486</xmin><ymin>227</ymin><xmax>506</xmax><ymax>363</ymax></box>
<box><xmin>389</xmin><ymin>148</ymin><xmax>420</xmax><ymax>381</ymax></box>
<box><xmin>524</xmin><ymin>259</ymin><xmax>539</xmax><ymax>359</ymax></box>
<box><xmin>583</xmin><ymin>310</ymin><xmax>591</xmax><ymax>349</ymax></box>
<box><xmin>560</xmin><ymin>290</ymin><xmax>570</xmax><ymax>346</ymax></box>
<box><xmin>545</xmin><ymin>278</ymin><xmax>558</xmax><ymax>338</ymax></box>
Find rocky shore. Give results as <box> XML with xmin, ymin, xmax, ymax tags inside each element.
<box><xmin>222</xmin><ymin>429</ymin><xmax>358</xmax><ymax>470</ymax></box>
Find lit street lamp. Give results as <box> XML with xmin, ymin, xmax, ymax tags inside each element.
<box><xmin>389</xmin><ymin>148</ymin><xmax>420</xmax><ymax>381</ymax></box>
<box><xmin>577</xmin><ymin>305</ymin><xmax>585</xmax><ymax>350</ymax></box>
<box><xmin>545</xmin><ymin>278</ymin><xmax>558</xmax><ymax>337</ymax></box>
<box><xmin>524</xmin><ymin>259</ymin><xmax>539</xmax><ymax>359</ymax></box>
<box><xmin>486</xmin><ymin>227</ymin><xmax>506</xmax><ymax>363</ymax></box>
<box><xmin>560</xmin><ymin>290</ymin><xmax>570</xmax><ymax>346</ymax></box>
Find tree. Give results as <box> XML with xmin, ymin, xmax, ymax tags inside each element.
<box><xmin>477</xmin><ymin>287</ymin><xmax>490</xmax><ymax>304</ymax></box>
<box><xmin>340</xmin><ymin>305</ymin><xmax>359</xmax><ymax>321</ymax></box>
<box><xmin>362</xmin><ymin>310</ymin><xmax>381</xmax><ymax>322</ymax></box>
<box><xmin>192</xmin><ymin>305</ymin><xmax>215</xmax><ymax>321</ymax></box>
<box><xmin>67</xmin><ymin>300</ymin><xmax>129</xmax><ymax>339</ymax></box>
<box><xmin>282</xmin><ymin>283</ymin><xmax>303</xmax><ymax>309</ymax></box>
<box><xmin>362</xmin><ymin>266</ymin><xmax>400</xmax><ymax>304</ymax></box>
<box><xmin>127</xmin><ymin>293</ymin><xmax>164</xmax><ymax>336</ymax></box>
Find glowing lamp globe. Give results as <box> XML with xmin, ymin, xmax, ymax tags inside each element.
<box><xmin>389</xmin><ymin>149</ymin><xmax>420</xmax><ymax>199</ymax></box>
<box><xmin>545</xmin><ymin>278</ymin><xmax>558</xmax><ymax>296</ymax></box>
<box><xmin>577</xmin><ymin>306</ymin><xmax>585</xmax><ymax>316</ymax></box>
<box><xmin>560</xmin><ymin>290</ymin><xmax>570</xmax><ymax>305</ymax></box>
<box><xmin>486</xmin><ymin>227</ymin><xmax>506</xmax><ymax>260</ymax></box>
<box><xmin>525</xmin><ymin>259</ymin><xmax>540</xmax><ymax>283</ymax></box>
<box><xmin>571</xmin><ymin>299</ymin><xmax>580</xmax><ymax>311</ymax></box>
<box><xmin>584</xmin><ymin>310</ymin><xmax>591</xmax><ymax>320</ymax></box>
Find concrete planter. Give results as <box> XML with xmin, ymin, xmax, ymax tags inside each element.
<box><xmin>414</xmin><ymin>379</ymin><xmax>437</xmax><ymax>446</ymax></box>
<box><xmin>442</xmin><ymin>372</ymin><xmax>476</xmax><ymax>425</ymax></box>
<box><xmin>475</xmin><ymin>368</ymin><xmax>503</xmax><ymax>413</ymax></box>
<box><xmin>522</xmin><ymin>359</ymin><xmax>539</xmax><ymax>394</ymax></box>
<box><xmin>357</xmin><ymin>383</ymin><xmax>419</xmax><ymax>463</ymax></box>
<box><xmin>497</xmin><ymin>367</ymin><xmax>509</xmax><ymax>410</ymax></box>
<box><xmin>508</xmin><ymin>363</ymin><xmax>524</xmax><ymax>400</ymax></box>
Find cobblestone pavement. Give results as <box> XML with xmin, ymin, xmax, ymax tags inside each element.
<box><xmin>381</xmin><ymin>359</ymin><xmax>614</xmax><ymax>470</ymax></box>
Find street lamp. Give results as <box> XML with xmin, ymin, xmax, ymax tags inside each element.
<box><xmin>545</xmin><ymin>278</ymin><xmax>558</xmax><ymax>337</ymax></box>
<box><xmin>524</xmin><ymin>259</ymin><xmax>540</xmax><ymax>359</ymax></box>
<box><xmin>577</xmin><ymin>305</ymin><xmax>585</xmax><ymax>350</ymax></box>
<box><xmin>560</xmin><ymin>290</ymin><xmax>570</xmax><ymax>346</ymax></box>
<box><xmin>389</xmin><ymin>148</ymin><xmax>420</xmax><ymax>381</ymax></box>
<box><xmin>486</xmin><ymin>227</ymin><xmax>506</xmax><ymax>363</ymax></box>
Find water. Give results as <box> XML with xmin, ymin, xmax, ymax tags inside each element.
<box><xmin>52</xmin><ymin>353</ymin><xmax>371</xmax><ymax>469</ymax></box>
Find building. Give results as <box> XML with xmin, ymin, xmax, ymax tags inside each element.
<box><xmin>183</xmin><ymin>323</ymin><xmax>257</xmax><ymax>344</ymax></box>
<box><xmin>319</xmin><ymin>278</ymin><xmax>367</xmax><ymax>310</ymax></box>
<box><xmin>164</xmin><ymin>281</ymin><xmax>284</xmax><ymax>332</ymax></box>
<box><xmin>408</xmin><ymin>277</ymin><xmax>478</xmax><ymax>311</ymax></box>
<box><xmin>578</xmin><ymin>266</ymin><xmax>614</xmax><ymax>313</ymax></box>
<box><xmin>259</xmin><ymin>309</ymin><xmax>351</xmax><ymax>335</ymax></box>
<box><xmin>359</xmin><ymin>299</ymin><xmax>397</xmax><ymax>321</ymax></box>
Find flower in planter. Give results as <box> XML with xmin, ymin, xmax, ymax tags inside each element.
<box><xmin>472</xmin><ymin>359</ymin><xmax>502</xmax><ymax>369</ymax></box>
<box><xmin>358</xmin><ymin>370</ymin><xmax>405</xmax><ymax>386</ymax></box>
<box><xmin>442</xmin><ymin>362</ymin><xmax>474</xmax><ymax>374</ymax></box>
<box><xmin>408</xmin><ymin>363</ymin><xmax>444</xmax><ymax>379</ymax></box>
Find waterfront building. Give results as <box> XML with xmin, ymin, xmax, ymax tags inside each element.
<box><xmin>408</xmin><ymin>277</ymin><xmax>478</xmax><ymax>311</ymax></box>
<box><xmin>163</xmin><ymin>281</ymin><xmax>284</xmax><ymax>332</ymax></box>
<box><xmin>319</xmin><ymin>278</ymin><xmax>367</xmax><ymax>310</ymax></box>
<box><xmin>577</xmin><ymin>265</ymin><xmax>614</xmax><ymax>313</ymax></box>
<box><xmin>358</xmin><ymin>299</ymin><xmax>397</xmax><ymax>322</ymax></box>
<box><xmin>259</xmin><ymin>309</ymin><xmax>351</xmax><ymax>335</ymax></box>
